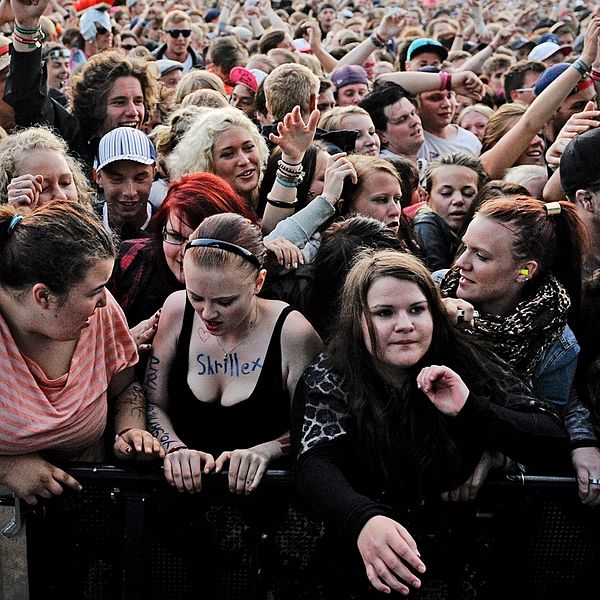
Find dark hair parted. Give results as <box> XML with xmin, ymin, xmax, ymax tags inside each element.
<box><xmin>0</xmin><ymin>201</ymin><xmax>114</xmax><ymax>298</ymax></box>
<box><xmin>328</xmin><ymin>249</ymin><xmax>532</xmax><ymax>496</ymax></box>
<box><xmin>476</xmin><ymin>196</ymin><xmax>588</xmax><ymax>310</ymax></box>
<box><xmin>359</xmin><ymin>82</ymin><xmax>415</xmax><ymax>132</ymax></box>
<box><xmin>306</xmin><ymin>216</ymin><xmax>404</xmax><ymax>339</ymax></box>
<box><xmin>69</xmin><ymin>51</ymin><xmax>158</xmax><ymax>139</ymax></box>
<box><xmin>186</xmin><ymin>213</ymin><xmax>266</xmax><ymax>279</ymax></box>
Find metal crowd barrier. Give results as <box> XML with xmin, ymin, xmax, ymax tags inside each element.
<box><xmin>0</xmin><ymin>464</ymin><xmax>598</xmax><ymax>600</ymax></box>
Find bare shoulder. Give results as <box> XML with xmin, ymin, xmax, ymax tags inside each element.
<box><xmin>280</xmin><ymin>307</ymin><xmax>323</xmax><ymax>355</ymax></box>
<box><xmin>154</xmin><ymin>290</ymin><xmax>188</xmax><ymax>347</ymax></box>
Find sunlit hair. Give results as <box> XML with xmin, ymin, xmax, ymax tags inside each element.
<box><xmin>318</xmin><ymin>105</ymin><xmax>372</xmax><ymax>132</ymax></box>
<box><xmin>167</xmin><ymin>107</ymin><xmax>269</xmax><ymax>182</ymax></box>
<box><xmin>481</xmin><ymin>102</ymin><xmax>527</xmax><ymax>153</ymax></box>
<box><xmin>503</xmin><ymin>165</ymin><xmax>547</xmax><ymax>195</ymax></box>
<box><xmin>424</xmin><ymin>152</ymin><xmax>488</xmax><ymax>195</ymax></box>
<box><xmin>263</xmin><ymin>63</ymin><xmax>320</xmax><ymax>121</ymax></box>
<box><xmin>456</xmin><ymin>104</ymin><xmax>494</xmax><ymax>128</ymax></box>
<box><xmin>181</xmin><ymin>88</ymin><xmax>229</xmax><ymax>109</ymax></box>
<box><xmin>0</xmin><ymin>126</ymin><xmax>91</xmax><ymax>206</ymax></box>
<box><xmin>340</xmin><ymin>155</ymin><xmax>402</xmax><ymax>216</ymax></box>
<box><xmin>476</xmin><ymin>195</ymin><xmax>588</xmax><ymax>306</ymax></box>
<box><xmin>174</xmin><ymin>69</ymin><xmax>226</xmax><ymax>103</ymax></box>
<box><xmin>0</xmin><ymin>201</ymin><xmax>114</xmax><ymax>300</ymax></box>
<box><xmin>185</xmin><ymin>212</ymin><xmax>265</xmax><ymax>280</ymax></box>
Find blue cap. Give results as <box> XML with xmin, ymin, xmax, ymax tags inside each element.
<box><xmin>534</xmin><ymin>63</ymin><xmax>592</xmax><ymax>96</ymax></box>
<box><xmin>406</xmin><ymin>38</ymin><xmax>448</xmax><ymax>62</ymax></box>
<box><xmin>537</xmin><ymin>33</ymin><xmax>560</xmax><ymax>45</ymax></box>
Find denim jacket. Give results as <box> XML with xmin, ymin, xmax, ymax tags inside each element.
<box><xmin>532</xmin><ymin>325</ymin><xmax>598</xmax><ymax>448</ymax></box>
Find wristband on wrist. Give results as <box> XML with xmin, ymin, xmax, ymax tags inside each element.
<box><xmin>572</xmin><ymin>58</ymin><xmax>591</xmax><ymax>77</ymax></box>
<box><xmin>439</xmin><ymin>71</ymin><xmax>452</xmax><ymax>91</ymax></box>
<box><xmin>14</xmin><ymin>21</ymin><xmax>41</xmax><ymax>35</ymax></box>
<box><xmin>590</xmin><ymin>70</ymin><xmax>600</xmax><ymax>83</ymax></box>
<box><xmin>167</xmin><ymin>445</ymin><xmax>188</xmax><ymax>455</ymax></box>
<box><xmin>267</xmin><ymin>197</ymin><xmax>298</xmax><ymax>209</ymax></box>
<box><xmin>275</xmin><ymin>177</ymin><xmax>300</xmax><ymax>188</ymax></box>
<box><xmin>369</xmin><ymin>32</ymin><xmax>385</xmax><ymax>48</ymax></box>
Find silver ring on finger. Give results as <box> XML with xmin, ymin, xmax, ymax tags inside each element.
<box><xmin>589</xmin><ymin>478</ymin><xmax>600</xmax><ymax>485</ymax></box>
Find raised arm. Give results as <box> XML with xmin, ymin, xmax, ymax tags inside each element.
<box><xmin>480</xmin><ymin>15</ymin><xmax>600</xmax><ymax>179</ymax></box>
<box><xmin>377</xmin><ymin>69</ymin><xmax>484</xmax><ymax>101</ymax></box>
<box><xmin>335</xmin><ymin>10</ymin><xmax>406</xmax><ymax>71</ymax></box>
<box><xmin>262</xmin><ymin>105</ymin><xmax>319</xmax><ymax>234</ymax></box>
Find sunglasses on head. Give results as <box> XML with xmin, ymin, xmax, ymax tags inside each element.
<box><xmin>166</xmin><ymin>28</ymin><xmax>191</xmax><ymax>38</ymax></box>
<box><xmin>47</xmin><ymin>48</ymin><xmax>71</xmax><ymax>60</ymax></box>
<box><xmin>96</xmin><ymin>25</ymin><xmax>110</xmax><ymax>35</ymax></box>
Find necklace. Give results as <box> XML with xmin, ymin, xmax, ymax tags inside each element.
<box><xmin>213</xmin><ymin>304</ymin><xmax>259</xmax><ymax>362</ymax></box>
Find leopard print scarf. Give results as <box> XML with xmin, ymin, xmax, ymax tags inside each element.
<box><xmin>440</xmin><ymin>268</ymin><xmax>570</xmax><ymax>377</ymax></box>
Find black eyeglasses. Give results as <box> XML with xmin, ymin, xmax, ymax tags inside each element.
<box><xmin>46</xmin><ymin>48</ymin><xmax>71</xmax><ymax>60</ymax></box>
<box><xmin>122</xmin><ymin>43</ymin><xmax>138</xmax><ymax>50</ymax></box>
<box><xmin>166</xmin><ymin>29</ymin><xmax>191</xmax><ymax>38</ymax></box>
<box><xmin>162</xmin><ymin>227</ymin><xmax>189</xmax><ymax>246</ymax></box>
<box><xmin>96</xmin><ymin>26</ymin><xmax>110</xmax><ymax>35</ymax></box>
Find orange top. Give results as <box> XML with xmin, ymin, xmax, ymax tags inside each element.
<box><xmin>0</xmin><ymin>291</ymin><xmax>137</xmax><ymax>459</ymax></box>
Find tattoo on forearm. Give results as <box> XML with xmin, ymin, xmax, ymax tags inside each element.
<box><xmin>115</xmin><ymin>382</ymin><xmax>146</xmax><ymax>422</ymax></box>
<box><xmin>145</xmin><ymin>355</ymin><xmax>160</xmax><ymax>391</ymax></box>
<box><xmin>147</xmin><ymin>402</ymin><xmax>177</xmax><ymax>450</ymax></box>
<box><xmin>196</xmin><ymin>352</ymin><xmax>263</xmax><ymax>377</ymax></box>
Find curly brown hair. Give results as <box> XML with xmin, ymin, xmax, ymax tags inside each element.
<box><xmin>69</xmin><ymin>51</ymin><xmax>158</xmax><ymax>140</ymax></box>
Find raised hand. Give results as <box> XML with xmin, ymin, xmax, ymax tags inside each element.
<box><xmin>416</xmin><ymin>365</ymin><xmax>469</xmax><ymax>416</ymax></box>
<box><xmin>10</xmin><ymin>0</ymin><xmax>50</xmax><ymax>28</ymax></box>
<box><xmin>451</xmin><ymin>71</ymin><xmax>485</xmax><ymax>101</ymax></box>
<box><xmin>269</xmin><ymin>105</ymin><xmax>320</xmax><ymax>164</ymax></box>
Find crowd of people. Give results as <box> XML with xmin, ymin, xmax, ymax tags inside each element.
<box><xmin>0</xmin><ymin>0</ymin><xmax>599</xmax><ymax>596</ymax></box>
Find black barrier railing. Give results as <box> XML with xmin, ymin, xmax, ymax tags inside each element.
<box><xmin>3</xmin><ymin>464</ymin><xmax>599</xmax><ymax>600</ymax></box>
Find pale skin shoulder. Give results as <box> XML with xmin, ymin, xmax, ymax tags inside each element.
<box><xmin>279</xmin><ymin>307</ymin><xmax>323</xmax><ymax>399</ymax></box>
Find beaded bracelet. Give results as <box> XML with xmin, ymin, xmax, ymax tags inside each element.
<box><xmin>13</xmin><ymin>28</ymin><xmax>45</xmax><ymax>49</ymax></box>
<box><xmin>167</xmin><ymin>445</ymin><xmax>188</xmax><ymax>454</ymax></box>
<box><xmin>267</xmin><ymin>197</ymin><xmax>298</xmax><ymax>209</ymax></box>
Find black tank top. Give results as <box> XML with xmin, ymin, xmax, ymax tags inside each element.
<box><xmin>168</xmin><ymin>301</ymin><xmax>293</xmax><ymax>456</ymax></box>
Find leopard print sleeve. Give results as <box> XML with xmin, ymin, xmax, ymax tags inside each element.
<box><xmin>297</xmin><ymin>353</ymin><xmax>351</xmax><ymax>456</ymax></box>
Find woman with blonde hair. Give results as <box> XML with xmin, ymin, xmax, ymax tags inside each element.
<box><xmin>456</xmin><ymin>104</ymin><xmax>494</xmax><ymax>142</ymax></box>
<box><xmin>319</xmin><ymin>106</ymin><xmax>380</xmax><ymax>156</ymax></box>
<box><xmin>167</xmin><ymin>107</ymin><xmax>269</xmax><ymax>209</ymax></box>
<box><xmin>173</xmin><ymin>69</ymin><xmax>227</xmax><ymax>104</ymax></box>
<box><xmin>0</xmin><ymin>126</ymin><xmax>92</xmax><ymax>208</ymax></box>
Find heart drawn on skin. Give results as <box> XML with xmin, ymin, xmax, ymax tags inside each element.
<box><xmin>197</xmin><ymin>326</ymin><xmax>211</xmax><ymax>343</ymax></box>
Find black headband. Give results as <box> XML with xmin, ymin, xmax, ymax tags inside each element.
<box><xmin>185</xmin><ymin>238</ymin><xmax>261</xmax><ymax>270</ymax></box>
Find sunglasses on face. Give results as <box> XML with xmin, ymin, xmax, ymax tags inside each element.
<box><xmin>166</xmin><ymin>29</ymin><xmax>191</xmax><ymax>38</ymax></box>
<box><xmin>46</xmin><ymin>48</ymin><xmax>71</xmax><ymax>60</ymax></box>
<box><xmin>122</xmin><ymin>43</ymin><xmax>138</xmax><ymax>50</ymax></box>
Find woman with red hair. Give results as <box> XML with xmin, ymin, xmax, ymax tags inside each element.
<box><xmin>109</xmin><ymin>172</ymin><xmax>257</xmax><ymax>329</ymax></box>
